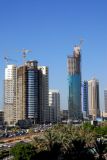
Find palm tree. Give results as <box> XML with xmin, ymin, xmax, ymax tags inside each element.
<box><xmin>32</xmin><ymin>124</ymin><xmax>99</xmax><ymax>160</ymax></box>
<box><xmin>32</xmin><ymin>136</ymin><xmax>47</xmax><ymax>152</ymax></box>
<box><xmin>95</xmin><ymin>139</ymin><xmax>107</xmax><ymax>160</ymax></box>
<box><xmin>33</xmin><ymin>129</ymin><xmax>62</xmax><ymax>160</ymax></box>
<box><xmin>63</xmin><ymin>138</ymin><xmax>95</xmax><ymax>160</ymax></box>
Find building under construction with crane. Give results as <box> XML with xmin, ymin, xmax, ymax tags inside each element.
<box><xmin>4</xmin><ymin>49</ymin><xmax>49</xmax><ymax>126</ymax></box>
<box><xmin>67</xmin><ymin>44</ymin><xmax>82</xmax><ymax>121</ymax></box>
<box><xmin>16</xmin><ymin>61</ymin><xmax>49</xmax><ymax>124</ymax></box>
<box><xmin>16</xmin><ymin>60</ymin><xmax>39</xmax><ymax>123</ymax></box>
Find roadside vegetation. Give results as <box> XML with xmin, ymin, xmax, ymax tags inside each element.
<box><xmin>10</xmin><ymin>122</ymin><xmax>107</xmax><ymax>160</ymax></box>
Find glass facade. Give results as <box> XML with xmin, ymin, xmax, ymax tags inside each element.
<box><xmin>16</xmin><ymin>60</ymin><xmax>49</xmax><ymax>124</ymax></box>
<box><xmin>67</xmin><ymin>46</ymin><xmax>82</xmax><ymax>121</ymax></box>
<box><xmin>68</xmin><ymin>74</ymin><xmax>81</xmax><ymax>120</ymax></box>
<box><xmin>28</xmin><ymin>69</ymin><xmax>38</xmax><ymax>119</ymax></box>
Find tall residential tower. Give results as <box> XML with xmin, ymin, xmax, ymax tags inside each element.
<box><xmin>16</xmin><ymin>60</ymin><xmax>40</xmax><ymax>123</ymax></box>
<box><xmin>16</xmin><ymin>61</ymin><xmax>49</xmax><ymax>124</ymax></box>
<box><xmin>88</xmin><ymin>78</ymin><xmax>100</xmax><ymax>120</ymax></box>
<box><xmin>49</xmin><ymin>89</ymin><xmax>60</xmax><ymax>123</ymax></box>
<box><xmin>4</xmin><ymin>65</ymin><xmax>17</xmax><ymax>126</ymax></box>
<box><xmin>4</xmin><ymin>60</ymin><xmax>49</xmax><ymax>126</ymax></box>
<box><xmin>38</xmin><ymin>66</ymin><xmax>49</xmax><ymax>123</ymax></box>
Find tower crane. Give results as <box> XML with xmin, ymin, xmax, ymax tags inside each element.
<box><xmin>17</xmin><ymin>49</ymin><xmax>32</xmax><ymax>64</ymax></box>
<box><xmin>79</xmin><ymin>39</ymin><xmax>83</xmax><ymax>48</ymax></box>
<box><xmin>4</xmin><ymin>56</ymin><xmax>17</xmax><ymax>65</ymax></box>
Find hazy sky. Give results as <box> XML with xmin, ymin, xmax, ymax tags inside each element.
<box><xmin>0</xmin><ymin>0</ymin><xmax>107</xmax><ymax>110</ymax></box>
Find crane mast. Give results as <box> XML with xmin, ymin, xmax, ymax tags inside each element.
<box><xmin>17</xmin><ymin>49</ymin><xmax>32</xmax><ymax>64</ymax></box>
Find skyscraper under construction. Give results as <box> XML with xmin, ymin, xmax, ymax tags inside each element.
<box><xmin>16</xmin><ymin>61</ymin><xmax>49</xmax><ymax>124</ymax></box>
<box><xmin>16</xmin><ymin>61</ymin><xmax>39</xmax><ymax>123</ymax></box>
<box><xmin>67</xmin><ymin>45</ymin><xmax>82</xmax><ymax>121</ymax></box>
<box><xmin>4</xmin><ymin>60</ymin><xmax>49</xmax><ymax>126</ymax></box>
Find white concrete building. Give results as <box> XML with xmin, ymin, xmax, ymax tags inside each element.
<box><xmin>88</xmin><ymin>78</ymin><xmax>100</xmax><ymax>120</ymax></box>
<box><xmin>4</xmin><ymin>65</ymin><xmax>17</xmax><ymax>126</ymax></box>
<box><xmin>49</xmin><ymin>89</ymin><xmax>60</xmax><ymax>123</ymax></box>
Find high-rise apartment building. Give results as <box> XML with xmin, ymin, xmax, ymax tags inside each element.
<box><xmin>4</xmin><ymin>60</ymin><xmax>49</xmax><ymax>126</ymax></box>
<box><xmin>38</xmin><ymin>66</ymin><xmax>49</xmax><ymax>123</ymax></box>
<box><xmin>16</xmin><ymin>61</ymin><xmax>49</xmax><ymax>124</ymax></box>
<box><xmin>83</xmin><ymin>81</ymin><xmax>88</xmax><ymax>117</ymax></box>
<box><xmin>27</xmin><ymin>61</ymin><xmax>39</xmax><ymax>121</ymax></box>
<box><xmin>16</xmin><ymin>65</ymin><xmax>27</xmax><ymax>121</ymax></box>
<box><xmin>88</xmin><ymin>78</ymin><xmax>100</xmax><ymax>120</ymax></box>
<box><xmin>4</xmin><ymin>65</ymin><xmax>17</xmax><ymax>126</ymax></box>
<box><xmin>49</xmin><ymin>89</ymin><xmax>60</xmax><ymax>123</ymax></box>
<box><xmin>67</xmin><ymin>45</ymin><xmax>82</xmax><ymax>121</ymax></box>
<box><xmin>16</xmin><ymin>61</ymin><xmax>39</xmax><ymax>123</ymax></box>
<box><xmin>104</xmin><ymin>89</ymin><xmax>107</xmax><ymax>113</ymax></box>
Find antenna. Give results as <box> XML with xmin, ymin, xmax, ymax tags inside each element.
<box><xmin>17</xmin><ymin>48</ymin><xmax>32</xmax><ymax>64</ymax></box>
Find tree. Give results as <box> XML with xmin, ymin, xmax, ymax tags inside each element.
<box><xmin>44</xmin><ymin>129</ymin><xmax>57</xmax><ymax>151</ymax></box>
<box><xmin>95</xmin><ymin>139</ymin><xmax>107</xmax><ymax>160</ymax></box>
<box><xmin>32</xmin><ymin>136</ymin><xmax>47</xmax><ymax>152</ymax></box>
<box><xmin>10</xmin><ymin>143</ymin><xmax>36</xmax><ymax>160</ymax></box>
<box><xmin>32</xmin><ymin>124</ymin><xmax>106</xmax><ymax>160</ymax></box>
<box><xmin>95</xmin><ymin>125</ymin><xmax>107</xmax><ymax>137</ymax></box>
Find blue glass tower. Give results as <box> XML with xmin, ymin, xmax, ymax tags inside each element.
<box><xmin>67</xmin><ymin>46</ymin><xmax>82</xmax><ymax>121</ymax></box>
<box><xmin>27</xmin><ymin>61</ymin><xmax>39</xmax><ymax>121</ymax></box>
<box><xmin>27</xmin><ymin>71</ymin><xmax>38</xmax><ymax>119</ymax></box>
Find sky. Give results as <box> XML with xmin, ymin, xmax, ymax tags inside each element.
<box><xmin>0</xmin><ymin>0</ymin><xmax>107</xmax><ymax>111</ymax></box>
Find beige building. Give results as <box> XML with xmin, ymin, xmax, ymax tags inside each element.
<box><xmin>4</xmin><ymin>65</ymin><xmax>17</xmax><ymax>126</ymax></box>
<box><xmin>16</xmin><ymin>65</ymin><xmax>28</xmax><ymax>122</ymax></box>
<box><xmin>101</xmin><ymin>112</ymin><xmax>107</xmax><ymax>118</ymax></box>
<box><xmin>88</xmin><ymin>78</ymin><xmax>100</xmax><ymax>120</ymax></box>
